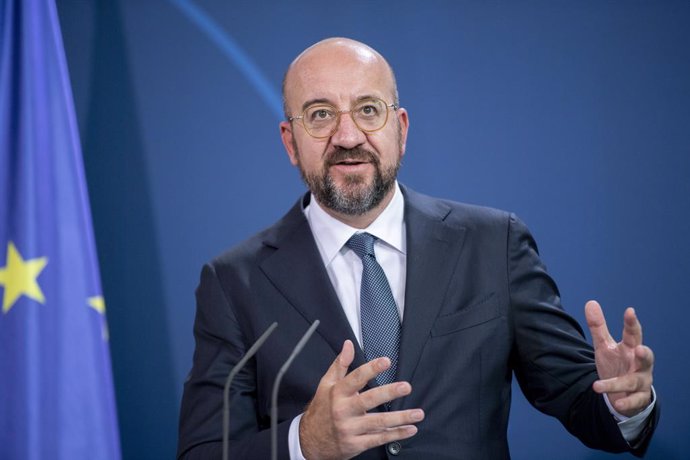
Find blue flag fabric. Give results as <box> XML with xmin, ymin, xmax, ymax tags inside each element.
<box><xmin>0</xmin><ymin>1</ymin><xmax>121</xmax><ymax>459</ymax></box>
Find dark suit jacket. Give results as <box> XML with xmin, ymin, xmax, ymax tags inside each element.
<box><xmin>177</xmin><ymin>186</ymin><xmax>657</xmax><ymax>459</ymax></box>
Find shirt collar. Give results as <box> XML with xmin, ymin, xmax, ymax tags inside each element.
<box><xmin>304</xmin><ymin>182</ymin><xmax>406</xmax><ymax>265</ymax></box>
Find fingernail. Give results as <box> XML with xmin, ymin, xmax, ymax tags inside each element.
<box><xmin>410</xmin><ymin>409</ymin><xmax>424</xmax><ymax>421</ymax></box>
<box><xmin>397</xmin><ymin>382</ymin><xmax>410</xmax><ymax>394</ymax></box>
<box><xmin>377</xmin><ymin>358</ymin><xmax>390</xmax><ymax>371</ymax></box>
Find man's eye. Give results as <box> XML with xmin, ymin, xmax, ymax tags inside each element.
<box><xmin>309</xmin><ymin>108</ymin><xmax>335</xmax><ymax>122</ymax></box>
<box><xmin>358</xmin><ymin>104</ymin><xmax>379</xmax><ymax>117</ymax></box>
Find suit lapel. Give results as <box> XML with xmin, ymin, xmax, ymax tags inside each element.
<box><xmin>259</xmin><ymin>198</ymin><xmax>369</xmax><ymax>369</ymax></box>
<box><xmin>394</xmin><ymin>187</ymin><xmax>467</xmax><ymax>407</ymax></box>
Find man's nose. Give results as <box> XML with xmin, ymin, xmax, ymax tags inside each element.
<box><xmin>330</xmin><ymin>113</ymin><xmax>365</xmax><ymax>149</ymax></box>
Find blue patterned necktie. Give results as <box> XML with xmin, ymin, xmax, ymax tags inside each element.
<box><xmin>346</xmin><ymin>232</ymin><xmax>401</xmax><ymax>386</ymax></box>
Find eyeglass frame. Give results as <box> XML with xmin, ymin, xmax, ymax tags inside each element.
<box><xmin>287</xmin><ymin>97</ymin><xmax>399</xmax><ymax>139</ymax></box>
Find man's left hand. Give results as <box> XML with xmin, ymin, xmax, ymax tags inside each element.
<box><xmin>585</xmin><ymin>300</ymin><xmax>654</xmax><ymax>417</ymax></box>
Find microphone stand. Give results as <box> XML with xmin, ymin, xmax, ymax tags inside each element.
<box><xmin>271</xmin><ymin>320</ymin><xmax>320</xmax><ymax>460</ymax></box>
<box><xmin>222</xmin><ymin>322</ymin><xmax>278</xmax><ymax>460</ymax></box>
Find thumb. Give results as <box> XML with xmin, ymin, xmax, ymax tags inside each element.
<box><xmin>321</xmin><ymin>340</ymin><xmax>355</xmax><ymax>384</ymax></box>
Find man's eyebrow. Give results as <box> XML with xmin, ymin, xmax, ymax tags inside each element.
<box><xmin>354</xmin><ymin>94</ymin><xmax>382</xmax><ymax>103</ymax></box>
<box><xmin>301</xmin><ymin>95</ymin><xmax>384</xmax><ymax>112</ymax></box>
<box><xmin>301</xmin><ymin>98</ymin><xmax>333</xmax><ymax>112</ymax></box>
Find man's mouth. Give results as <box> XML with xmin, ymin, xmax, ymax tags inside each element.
<box><xmin>334</xmin><ymin>159</ymin><xmax>368</xmax><ymax>166</ymax></box>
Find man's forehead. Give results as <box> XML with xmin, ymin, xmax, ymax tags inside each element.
<box><xmin>290</xmin><ymin>77</ymin><xmax>390</xmax><ymax>110</ymax></box>
<box><xmin>291</xmin><ymin>47</ymin><xmax>383</xmax><ymax>82</ymax></box>
<box><xmin>291</xmin><ymin>38</ymin><xmax>380</xmax><ymax>69</ymax></box>
<box><xmin>286</xmin><ymin>42</ymin><xmax>392</xmax><ymax>104</ymax></box>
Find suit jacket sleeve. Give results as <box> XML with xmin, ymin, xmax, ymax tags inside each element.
<box><xmin>507</xmin><ymin>214</ymin><xmax>658</xmax><ymax>456</ymax></box>
<box><xmin>177</xmin><ymin>263</ymin><xmax>292</xmax><ymax>460</ymax></box>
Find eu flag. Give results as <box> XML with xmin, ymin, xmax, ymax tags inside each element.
<box><xmin>0</xmin><ymin>0</ymin><xmax>121</xmax><ymax>458</ymax></box>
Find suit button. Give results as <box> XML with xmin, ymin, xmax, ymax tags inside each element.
<box><xmin>387</xmin><ymin>441</ymin><xmax>401</xmax><ymax>455</ymax></box>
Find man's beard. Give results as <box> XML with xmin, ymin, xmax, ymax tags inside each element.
<box><xmin>296</xmin><ymin>145</ymin><xmax>400</xmax><ymax>216</ymax></box>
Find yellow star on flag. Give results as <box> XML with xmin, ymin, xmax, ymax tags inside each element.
<box><xmin>88</xmin><ymin>295</ymin><xmax>109</xmax><ymax>340</ymax></box>
<box><xmin>88</xmin><ymin>295</ymin><xmax>106</xmax><ymax>315</ymax></box>
<box><xmin>0</xmin><ymin>241</ymin><xmax>48</xmax><ymax>313</ymax></box>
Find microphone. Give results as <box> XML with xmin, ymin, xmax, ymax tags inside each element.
<box><xmin>271</xmin><ymin>320</ymin><xmax>320</xmax><ymax>460</ymax></box>
<box><xmin>222</xmin><ymin>322</ymin><xmax>278</xmax><ymax>460</ymax></box>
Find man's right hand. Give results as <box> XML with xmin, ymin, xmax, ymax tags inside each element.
<box><xmin>299</xmin><ymin>340</ymin><xmax>424</xmax><ymax>460</ymax></box>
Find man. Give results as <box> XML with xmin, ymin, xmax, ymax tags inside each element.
<box><xmin>177</xmin><ymin>38</ymin><xmax>658</xmax><ymax>459</ymax></box>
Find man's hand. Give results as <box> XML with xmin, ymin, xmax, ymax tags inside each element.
<box><xmin>299</xmin><ymin>340</ymin><xmax>424</xmax><ymax>460</ymax></box>
<box><xmin>585</xmin><ymin>300</ymin><xmax>654</xmax><ymax>417</ymax></box>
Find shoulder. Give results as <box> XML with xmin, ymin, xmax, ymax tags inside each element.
<box><xmin>400</xmin><ymin>184</ymin><xmax>517</xmax><ymax>231</ymax></box>
<box><xmin>208</xmin><ymin>193</ymin><xmax>309</xmax><ymax>270</ymax></box>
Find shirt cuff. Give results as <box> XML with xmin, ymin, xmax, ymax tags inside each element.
<box><xmin>603</xmin><ymin>386</ymin><xmax>656</xmax><ymax>442</ymax></box>
<box><xmin>288</xmin><ymin>413</ymin><xmax>307</xmax><ymax>460</ymax></box>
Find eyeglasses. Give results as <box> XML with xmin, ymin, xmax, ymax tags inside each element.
<box><xmin>288</xmin><ymin>97</ymin><xmax>398</xmax><ymax>139</ymax></box>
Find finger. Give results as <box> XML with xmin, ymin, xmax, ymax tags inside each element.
<box><xmin>585</xmin><ymin>300</ymin><xmax>614</xmax><ymax>349</ymax></box>
<box><xmin>335</xmin><ymin>357</ymin><xmax>392</xmax><ymax>397</ymax></box>
<box><xmin>621</xmin><ymin>307</ymin><xmax>643</xmax><ymax>349</ymax></box>
<box><xmin>634</xmin><ymin>345</ymin><xmax>655</xmax><ymax>372</ymax></box>
<box><xmin>321</xmin><ymin>340</ymin><xmax>356</xmax><ymax>385</ymax></box>
<box><xmin>592</xmin><ymin>372</ymin><xmax>652</xmax><ymax>394</ymax></box>
<box><xmin>358</xmin><ymin>381</ymin><xmax>412</xmax><ymax>411</ymax></box>
<box><xmin>357</xmin><ymin>425</ymin><xmax>419</xmax><ymax>451</ymax></box>
<box><xmin>612</xmin><ymin>391</ymin><xmax>653</xmax><ymax>415</ymax></box>
<box><xmin>355</xmin><ymin>409</ymin><xmax>425</xmax><ymax>435</ymax></box>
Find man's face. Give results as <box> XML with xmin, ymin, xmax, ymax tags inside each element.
<box><xmin>280</xmin><ymin>42</ymin><xmax>409</xmax><ymax>217</ymax></box>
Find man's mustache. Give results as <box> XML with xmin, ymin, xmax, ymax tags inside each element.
<box><xmin>325</xmin><ymin>147</ymin><xmax>378</xmax><ymax>167</ymax></box>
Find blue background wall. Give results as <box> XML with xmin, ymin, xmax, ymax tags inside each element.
<box><xmin>55</xmin><ymin>1</ymin><xmax>689</xmax><ymax>458</ymax></box>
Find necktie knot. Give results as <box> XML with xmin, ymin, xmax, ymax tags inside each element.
<box><xmin>346</xmin><ymin>232</ymin><xmax>377</xmax><ymax>260</ymax></box>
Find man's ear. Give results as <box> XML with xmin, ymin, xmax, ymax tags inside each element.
<box><xmin>280</xmin><ymin>121</ymin><xmax>299</xmax><ymax>166</ymax></box>
<box><xmin>397</xmin><ymin>108</ymin><xmax>409</xmax><ymax>156</ymax></box>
